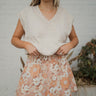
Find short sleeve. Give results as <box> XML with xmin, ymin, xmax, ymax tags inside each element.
<box><xmin>67</xmin><ymin>14</ymin><xmax>74</xmax><ymax>36</ymax></box>
<box><xmin>17</xmin><ymin>6</ymin><xmax>30</xmax><ymax>30</ymax></box>
<box><xmin>17</xmin><ymin>10</ymin><xmax>25</xmax><ymax>30</ymax></box>
<box><xmin>62</xmin><ymin>8</ymin><xmax>74</xmax><ymax>37</ymax></box>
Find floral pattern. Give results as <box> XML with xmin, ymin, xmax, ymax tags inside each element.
<box><xmin>16</xmin><ymin>54</ymin><xmax>78</xmax><ymax>96</ymax></box>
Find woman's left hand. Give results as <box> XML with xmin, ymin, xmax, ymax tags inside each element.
<box><xmin>55</xmin><ymin>43</ymin><xmax>72</xmax><ymax>55</ymax></box>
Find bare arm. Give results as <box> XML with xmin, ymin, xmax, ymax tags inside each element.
<box><xmin>56</xmin><ymin>25</ymin><xmax>79</xmax><ymax>55</ymax></box>
<box><xmin>11</xmin><ymin>19</ymin><xmax>27</xmax><ymax>49</ymax></box>
<box><xmin>11</xmin><ymin>19</ymin><xmax>40</xmax><ymax>56</ymax></box>
<box><xmin>68</xmin><ymin>25</ymin><xmax>79</xmax><ymax>49</ymax></box>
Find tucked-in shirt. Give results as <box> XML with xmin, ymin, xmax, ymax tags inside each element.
<box><xmin>17</xmin><ymin>5</ymin><xmax>74</xmax><ymax>56</ymax></box>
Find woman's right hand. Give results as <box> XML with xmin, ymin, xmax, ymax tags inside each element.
<box><xmin>24</xmin><ymin>42</ymin><xmax>40</xmax><ymax>56</ymax></box>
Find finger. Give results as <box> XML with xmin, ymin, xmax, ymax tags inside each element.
<box><xmin>62</xmin><ymin>51</ymin><xmax>65</xmax><ymax>55</ymax></box>
<box><xmin>37</xmin><ymin>51</ymin><xmax>40</xmax><ymax>56</ymax></box>
<box><xmin>35</xmin><ymin>50</ymin><xmax>40</xmax><ymax>55</ymax></box>
<box><xmin>64</xmin><ymin>52</ymin><xmax>68</xmax><ymax>55</ymax></box>
<box><xmin>62</xmin><ymin>51</ymin><xmax>68</xmax><ymax>55</ymax></box>
<box><xmin>59</xmin><ymin>51</ymin><xmax>64</xmax><ymax>55</ymax></box>
<box><xmin>57</xmin><ymin>49</ymin><xmax>63</xmax><ymax>54</ymax></box>
<box><xmin>33</xmin><ymin>51</ymin><xmax>37</xmax><ymax>56</ymax></box>
<box><xmin>29</xmin><ymin>49</ymin><xmax>36</xmax><ymax>56</ymax></box>
<box><xmin>30</xmin><ymin>53</ymin><xmax>34</xmax><ymax>56</ymax></box>
<box><xmin>34</xmin><ymin>50</ymin><xmax>40</xmax><ymax>56</ymax></box>
<box><xmin>36</xmin><ymin>50</ymin><xmax>40</xmax><ymax>55</ymax></box>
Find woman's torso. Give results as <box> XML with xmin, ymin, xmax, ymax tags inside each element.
<box><xmin>17</xmin><ymin>5</ymin><xmax>74</xmax><ymax>56</ymax></box>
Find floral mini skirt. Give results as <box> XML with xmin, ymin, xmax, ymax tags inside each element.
<box><xmin>16</xmin><ymin>54</ymin><xmax>78</xmax><ymax>96</ymax></box>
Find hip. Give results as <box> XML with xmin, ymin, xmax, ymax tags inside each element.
<box><xmin>25</xmin><ymin>54</ymin><xmax>68</xmax><ymax>67</ymax></box>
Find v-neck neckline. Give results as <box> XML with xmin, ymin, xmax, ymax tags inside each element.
<box><xmin>36</xmin><ymin>5</ymin><xmax>60</xmax><ymax>24</ymax></box>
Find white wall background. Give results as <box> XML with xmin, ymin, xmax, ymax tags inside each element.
<box><xmin>0</xmin><ymin>0</ymin><xmax>96</xmax><ymax>96</ymax></box>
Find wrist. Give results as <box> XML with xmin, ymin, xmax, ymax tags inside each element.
<box><xmin>23</xmin><ymin>41</ymin><xmax>28</xmax><ymax>49</ymax></box>
<box><xmin>68</xmin><ymin>42</ymin><xmax>73</xmax><ymax>50</ymax></box>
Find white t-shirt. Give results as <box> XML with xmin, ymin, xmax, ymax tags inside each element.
<box><xmin>17</xmin><ymin>5</ymin><xmax>74</xmax><ymax>56</ymax></box>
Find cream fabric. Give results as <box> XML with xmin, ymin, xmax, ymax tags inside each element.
<box><xmin>17</xmin><ymin>5</ymin><xmax>74</xmax><ymax>56</ymax></box>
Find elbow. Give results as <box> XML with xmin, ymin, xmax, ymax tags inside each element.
<box><xmin>76</xmin><ymin>38</ymin><xmax>79</xmax><ymax>45</ymax></box>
